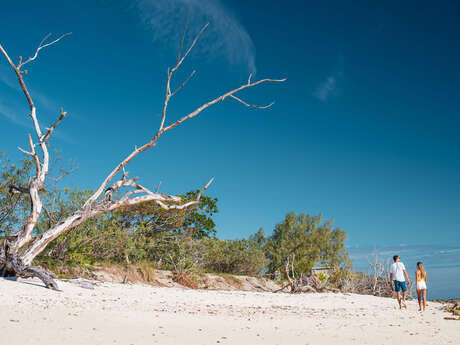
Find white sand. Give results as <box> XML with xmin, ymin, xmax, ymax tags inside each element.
<box><xmin>1</xmin><ymin>277</ymin><xmax>458</xmax><ymax>345</ymax></box>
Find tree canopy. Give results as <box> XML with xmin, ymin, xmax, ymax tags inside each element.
<box><xmin>265</xmin><ymin>212</ymin><xmax>350</xmax><ymax>275</ymax></box>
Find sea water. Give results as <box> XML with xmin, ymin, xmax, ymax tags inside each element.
<box><xmin>348</xmin><ymin>244</ymin><xmax>460</xmax><ymax>300</ymax></box>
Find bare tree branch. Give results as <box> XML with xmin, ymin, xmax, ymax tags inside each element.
<box><xmin>196</xmin><ymin>177</ymin><xmax>214</xmax><ymax>200</ymax></box>
<box><xmin>177</xmin><ymin>8</ymin><xmax>191</xmax><ymax>64</ymax></box>
<box><xmin>0</xmin><ymin>43</ymin><xmax>34</xmax><ymax>109</ymax></box>
<box><xmin>27</xmin><ymin>133</ymin><xmax>41</xmax><ymax>177</ymax></box>
<box><xmin>229</xmin><ymin>95</ymin><xmax>275</xmax><ymax>109</ymax></box>
<box><xmin>162</xmin><ymin>77</ymin><xmax>286</xmax><ymax>133</ymax></box>
<box><xmin>159</xmin><ymin>23</ymin><xmax>209</xmax><ymax>131</ymax></box>
<box><xmin>83</xmin><ymin>21</ymin><xmax>284</xmax><ymax>210</ymax></box>
<box><xmin>155</xmin><ymin>181</ymin><xmax>162</xmax><ymax>193</ymax></box>
<box><xmin>17</xmin><ymin>146</ymin><xmax>34</xmax><ymax>157</ymax></box>
<box><xmin>173</xmin><ymin>22</ymin><xmax>209</xmax><ymax>74</ymax></box>
<box><xmin>17</xmin><ymin>32</ymin><xmax>72</xmax><ymax>69</ymax></box>
<box><xmin>171</xmin><ymin>70</ymin><xmax>196</xmax><ymax>96</ymax></box>
<box><xmin>8</xmin><ymin>184</ymin><xmax>29</xmax><ymax>194</ymax></box>
<box><xmin>42</xmin><ymin>108</ymin><xmax>67</xmax><ymax>145</ymax></box>
<box><xmin>0</xmin><ymin>33</ymin><xmax>71</xmax><ymax>110</ymax></box>
<box><xmin>0</xmin><ymin>34</ymin><xmax>70</xmax><ymax>254</ymax></box>
<box><xmin>1</xmin><ymin>22</ymin><xmax>285</xmax><ymax>290</ymax></box>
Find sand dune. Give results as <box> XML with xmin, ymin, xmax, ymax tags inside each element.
<box><xmin>1</xmin><ymin>277</ymin><xmax>458</xmax><ymax>345</ymax></box>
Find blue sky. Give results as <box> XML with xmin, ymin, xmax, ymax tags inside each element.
<box><xmin>1</xmin><ymin>0</ymin><xmax>459</xmax><ymax>251</ymax></box>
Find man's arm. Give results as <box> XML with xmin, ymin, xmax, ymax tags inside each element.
<box><xmin>403</xmin><ymin>270</ymin><xmax>411</xmax><ymax>284</ymax></box>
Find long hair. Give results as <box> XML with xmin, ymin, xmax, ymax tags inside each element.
<box><xmin>417</xmin><ymin>261</ymin><xmax>425</xmax><ymax>276</ymax></box>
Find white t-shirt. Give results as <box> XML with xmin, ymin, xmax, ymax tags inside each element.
<box><xmin>390</xmin><ymin>262</ymin><xmax>406</xmax><ymax>282</ymax></box>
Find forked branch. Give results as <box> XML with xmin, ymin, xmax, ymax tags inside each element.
<box><xmin>83</xmin><ymin>23</ymin><xmax>285</xmax><ymax>210</ymax></box>
<box><xmin>0</xmin><ymin>33</ymin><xmax>71</xmax><ymax>253</ymax></box>
<box><xmin>17</xmin><ymin>32</ymin><xmax>72</xmax><ymax>69</ymax></box>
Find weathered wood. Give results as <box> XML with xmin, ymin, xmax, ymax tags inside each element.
<box><xmin>0</xmin><ymin>25</ymin><xmax>285</xmax><ymax>289</ymax></box>
<box><xmin>0</xmin><ymin>251</ymin><xmax>59</xmax><ymax>290</ymax></box>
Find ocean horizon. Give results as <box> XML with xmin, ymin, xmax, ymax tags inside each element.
<box><xmin>349</xmin><ymin>244</ymin><xmax>460</xmax><ymax>300</ymax></box>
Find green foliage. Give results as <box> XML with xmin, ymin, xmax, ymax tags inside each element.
<box><xmin>181</xmin><ymin>190</ymin><xmax>218</xmax><ymax>239</ymax></box>
<box><xmin>1</xmin><ymin>153</ymin><xmax>351</xmax><ymax>281</ymax></box>
<box><xmin>265</xmin><ymin>212</ymin><xmax>350</xmax><ymax>276</ymax></box>
<box><xmin>114</xmin><ymin>189</ymin><xmax>218</xmax><ymax>239</ymax></box>
<box><xmin>39</xmin><ymin>213</ymin><xmax>131</xmax><ymax>265</ymax></box>
<box><xmin>36</xmin><ymin>189</ymin><xmax>218</xmax><ymax>269</ymax></box>
<box><xmin>248</xmin><ymin>227</ymin><xmax>266</xmax><ymax>250</ymax></box>
<box><xmin>317</xmin><ymin>272</ymin><xmax>327</xmax><ymax>283</ymax></box>
<box><xmin>0</xmin><ymin>153</ymin><xmax>34</xmax><ymax>236</ymax></box>
<box><xmin>201</xmin><ymin>238</ymin><xmax>268</xmax><ymax>275</ymax></box>
<box><xmin>327</xmin><ymin>267</ymin><xmax>354</xmax><ymax>289</ymax></box>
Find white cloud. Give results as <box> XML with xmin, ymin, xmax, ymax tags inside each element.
<box><xmin>313</xmin><ymin>75</ymin><xmax>337</xmax><ymax>101</ymax></box>
<box><xmin>136</xmin><ymin>0</ymin><xmax>256</xmax><ymax>72</ymax></box>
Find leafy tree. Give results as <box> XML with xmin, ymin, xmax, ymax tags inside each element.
<box><xmin>36</xmin><ymin>188</ymin><xmax>218</xmax><ymax>266</ymax></box>
<box><xmin>265</xmin><ymin>212</ymin><xmax>350</xmax><ymax>276</ymax></box>
<box><xmin>181</xmin><ymin>190</ymin><xmax>218</xmax><ymax>239</ymax></box>
<box><xmin>114</xmin><ymin>190</ymin><xmax>217</xmax><ymax>239</ymax></box>
<box><xmin>248</xmin><ymin>227</ymin><xmax>266</xmax><ymax>250</ymax></box>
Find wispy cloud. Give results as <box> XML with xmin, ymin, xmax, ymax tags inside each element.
<box><xmin>0</xmin><ymin>101</ymin><xmax>30</xmax><ymax>128</ymax></box>
<box><xmin>313</xmin><ymin>54</ymin><xmax>344</xmax><ymax>102</ymax></box>
<box><xmin>0</xmin><ymin>65</ymin><xmax>60</xmax><ymax>113</ymax></box>
<box><xmin>313</xmin><ymin>75</ymin><xmax>337</xmax><ymax>101</ymax></box>
<box><xmin>0</xmin><ymin>65</ymin><xmax>20</xmax><ymax>91</ymax></box>
<box><xmin>0</xmin><ymin>99</ymin><xmax>74</xmax><ymax>144</ymax></box>
<box><xmin>0</xmin><ymin>68</ymin><xmax>32</xmax><ymax>128</ymax></box>
<box><xmin>0</xmin><ymin>63</ymin><xmax>74</xmax><ymax>143</ymax></box>
<box><xmin>136</xmin><ymin>0</ymin><xmax>256</xmax><ymax>72</ymax></box>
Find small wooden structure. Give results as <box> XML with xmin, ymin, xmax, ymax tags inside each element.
<box><xmin>310</xmin><ymin>266</ymin><xmax>334</xmax><ymax>277</ymax></box>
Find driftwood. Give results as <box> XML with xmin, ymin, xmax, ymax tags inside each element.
<box><xmin>0</xmin><ymin>24</ymin><xmax>285</xmax><ymax>290</ymax></box>
<box><xmin>61</xmin><ymin>278</ymin><xmax>100</xmax><ymax>290</ymax></box>
<box><xmin>275</xmin><ymin>255</ymin><xmax>339</xmax><ymax>294</ymax></box>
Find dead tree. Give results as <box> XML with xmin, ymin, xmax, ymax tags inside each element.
<box><xmin>276</xmin><ymin>254</ymin><xmax>339</xmax><ymax>294</ymax></box>
<box><xmin>0</xmin><ymin>25</ymin><xmax>285</xmax><ymax>290</ymax></box>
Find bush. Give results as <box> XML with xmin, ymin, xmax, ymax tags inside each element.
<box><xmin>201</xmin><ymin>238</ymin><xmax>268</xmax><ymax>275</ymax></box>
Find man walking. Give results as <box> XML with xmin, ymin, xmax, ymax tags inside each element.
<box><xmin>390</xmin><ymin>255</ymin><xmax>411</xmax><ymax>309</ymax></box>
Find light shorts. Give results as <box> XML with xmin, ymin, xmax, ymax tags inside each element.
<box><xmin>416</xmin><ymin>281</ymin><xmax>427</xmax><ymax>290</ymax></box>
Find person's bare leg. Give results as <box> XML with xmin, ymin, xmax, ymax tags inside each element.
<box><xmin>402</xmin><ymin>291</ymin><xmax>407</xmax><ymax>309</ymax></box>
<box><xmin>417</xmin><ymin>289</ymin><xmax>422</xmax><ymax>311</ymax></box>
<box><xmin>397</xmin><ymin>291</ymin><xmax>402</xmax><ymax>309</ymax></box>
<box><xmin>424</xmin><ymin>289</ymin><xmax>427</xmax><ymax>310</ymax></box>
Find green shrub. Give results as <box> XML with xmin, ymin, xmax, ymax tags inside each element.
<box><xmin>201</xmin><ymin>238</ymin><xmax>267</xmax><ymax>275</ymax></box>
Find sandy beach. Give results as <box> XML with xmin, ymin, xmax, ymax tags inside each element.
<box><xmin>1</xmin><ymin>277</ymin><xmax>458</xmax><ymax>345</ymax></box>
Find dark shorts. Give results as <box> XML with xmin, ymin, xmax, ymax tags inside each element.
<box><xmin>394</xmin><ymin>280</ymin><xmax>407</xmax><ymax>292</ymax></box>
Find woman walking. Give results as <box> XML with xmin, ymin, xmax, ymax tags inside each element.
<box><xmin>415</xmin><ymin>262</ymin><xmax>428</xmax><ymax>311</ymax></box>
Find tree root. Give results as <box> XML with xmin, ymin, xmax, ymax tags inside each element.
<box><xmin>0</xmin><ymin>256</ymin><xmax>60</xmax><ymax>291</ymax></box>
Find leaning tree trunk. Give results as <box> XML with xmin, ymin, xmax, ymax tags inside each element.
<box><xmin>0</xmin><ymin>190</ymin><xmax>191</xmax><ymax>290</ymax></box>
<box><xmin>0</xmin><ymin>25</ymin><xmax>284</xmax><ymax>290</ymax></box>
<box><xmin>0</xmin><ymin>240</ymin><xmax>59</xmax><ymax>290</ymax></box>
